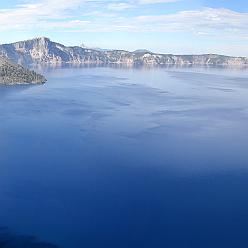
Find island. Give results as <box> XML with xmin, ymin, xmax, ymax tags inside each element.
<box><xmin>0</xmin><ymin>56</ymin><xmax>46</xmax><ymax>85</ymax></box>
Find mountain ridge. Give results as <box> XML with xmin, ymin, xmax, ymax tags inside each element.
<box><xmin>0</xmin><ymin>37</ymin><xmax>247</xmax><ymax>66</ymax></box>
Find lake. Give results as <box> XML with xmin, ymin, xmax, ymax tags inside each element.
<box><xmin>0</xmin><ymin>66</ymin><xmax>248</xmax><ymax>248</ymax></box>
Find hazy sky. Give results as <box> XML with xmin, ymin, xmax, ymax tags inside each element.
<box><xmin>0</xmin><ymin>0</ymin><xmax>247</xmax><ymax>56</ymax></box>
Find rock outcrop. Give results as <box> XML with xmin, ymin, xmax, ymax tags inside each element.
<box><xmin>0</xmin><ymin>37</ymin><xmax>247</xmax><ymax>66</ymax></box>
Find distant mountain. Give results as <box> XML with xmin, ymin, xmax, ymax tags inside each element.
<box><xmin>0</xmin><ymin>56</ymin><xmax>46</xmax><ymax>85</ymax></box>
<box><xmin>133</xmin><ymin>49</ymin><xmax>153</xmax><ymax>54</ymax></box>
<box><xmin>0</xmin><ymin>37</ymin><xmax>247</xmax><ymax>66</ymax></box>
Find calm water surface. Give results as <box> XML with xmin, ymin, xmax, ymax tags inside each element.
<box><xmin>0</xmin><ymin>66</ymin><xmax>248</xmax><ymax>247</ymax></box>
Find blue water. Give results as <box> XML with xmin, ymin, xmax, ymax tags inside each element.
<box><xmin>0</xmin><ymin>66</ymin><xmax>248</xmax><ymax>248</ymax></box>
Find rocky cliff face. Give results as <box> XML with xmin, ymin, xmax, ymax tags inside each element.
<box><xmin>0</xmin><ymin>56</ymin><xmax>46</xmax><ymax>85</ymax></box>
<box><xmin>0</xmin><ymin>37</ymin><xmax>247</xmax><ymax>66</ymax></box>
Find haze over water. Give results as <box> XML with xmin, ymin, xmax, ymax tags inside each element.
<box><xmin>0</xmin><ymin>66</ymin><xmax>248</xmax><ymax>248</ymax></box>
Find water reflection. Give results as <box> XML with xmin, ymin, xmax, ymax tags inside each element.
<box><xmin>29</xmin><ymin>63</ymin><xmax>248</xmax><ymax>76</ymax></box>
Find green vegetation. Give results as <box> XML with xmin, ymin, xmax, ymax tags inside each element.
<box><xmin>0</xmin><ymin>57</ymin><xmax>46</xmax><ymax>85</ymax></box>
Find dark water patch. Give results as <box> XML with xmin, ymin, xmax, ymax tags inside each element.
<box><xmin>0</xmin><ymin>228</ymin><xmax>59</xmax><ymax>248</ymax></box>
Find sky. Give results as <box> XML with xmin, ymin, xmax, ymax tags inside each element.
<box><xmin>0</xmin><ymin>0</ymin><xmax>247</xmax><ymax>56</ymax></box>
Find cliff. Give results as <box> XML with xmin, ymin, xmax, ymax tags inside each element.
<box><xmin>0</xmin><ymin>37</ymin><xmax>247</xmax><ymax>66</ymax></box>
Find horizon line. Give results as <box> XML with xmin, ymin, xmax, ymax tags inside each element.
<box><xmin>1</xmin><ymin>36</ymin><xmax>247</xmax><ymax>59</ymax></box>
